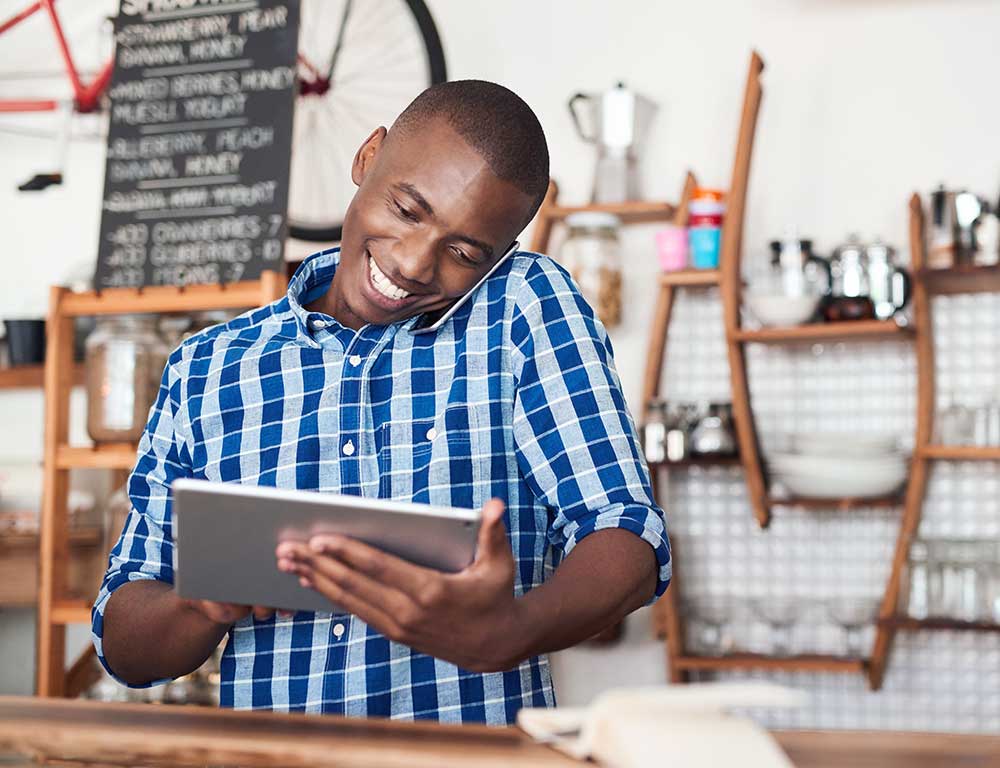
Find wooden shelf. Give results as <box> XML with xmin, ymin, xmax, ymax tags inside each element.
<box><xmin>921</xmin><ymin>445</ymin><xmax>1000</xmax><ymax>461</ymax></box>
<box><xmin>0</xmin><ymin>527</ymin><xmax>102</xmax><ymax>549</ymax></box>
<box><xmin>59</xmin><ymin>273</ymin><xmax>284</xmax><ymax>318</ymax></box>
<box><xmin>0</xmin><ymin>364</ymin><xmax>85</xmax><ymax>390</ymax></box>
<box><xmin>659</xmin><ymin>269</ymin><xmax>721</xmax><ymax>288</ymax></box>
<box><xmin>51</xmin><ymin>599</ymin><xmax>93</xmax><ymax>625</ymax></box>
<box><xmin>733</xmin><ymin>319</ymin><xmax>912</xmax><ymax>344</ymax></box>
<box><xmin>542</xmin><ymin>199</ymin><xmax>677</xmax><ymax>226</ymax></box>
<box><xmin>649</xmin><ymin>455</ymin><xmax>741</xmax><ymax>469</ymax></box>
<box><xmin>918</xmin><ymin>265</ymin><xmax>1000</xmax><ymax>296</ymax></box>
<box><xmin>878</xmin><ymin>616</ymin><xmax>1000</xmax><ymax>633</ymax></box>
<box><xmin>55</xmin><ymin>443</ymin><xmax>136</xmax><ymax>471</ymax></box>
<box><xmin>673</xmin><ymin>654</ymin><xmax>866</xmax><ymax>673</ymax></box>
<box><xmin>767</xmin><ymin>493</ymin><xmax>903</xmax><ymax>512</ymax></box>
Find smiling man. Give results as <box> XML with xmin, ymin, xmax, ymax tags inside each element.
<box><xmin>93</xmin><ymin>80</ymin><xmax>671</xmax><ymax>724</ymax></box>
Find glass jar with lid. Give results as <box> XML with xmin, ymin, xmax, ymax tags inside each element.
<box><xmin>558</xmin><ymin>212</ymin><xmax>623</xmax><ymax>327</ymax></box>
<box><xmin>85</xmin><ymin>315</ymin><xmax>169</xmax><ymax>444</ymax></box>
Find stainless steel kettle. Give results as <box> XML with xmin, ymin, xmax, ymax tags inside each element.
<box><xmin>568</xmin><ymin>82</ymin><xmax>657</xmax><ymax>203</ymax></box>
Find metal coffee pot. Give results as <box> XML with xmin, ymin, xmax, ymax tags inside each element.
<box><xmin>568</xmin><ymin>82</ymin><xmax>657</xmax><ymax>204</ymax></box>
<box><xmin>865</xmin><ymin>239</ymin><xmax>911</xmax><ymax>320</ymax></box>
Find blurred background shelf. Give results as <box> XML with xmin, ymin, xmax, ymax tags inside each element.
<box><xmin>659</xmin><ymin>269</ymin><xmax>721</xmax><ymax>288</ymax></box>
<box><xmin>542</xmin><ymin>199</ymin><xmax>678</xmax><ymax>226</ymax></box>
<box><xmin>648</xmin><ymin>455</ymin><xmax>741</xmax><ymax>469</ymax></box>
<box><xmin>55</xmin><ymin>444</ymin><xmax>136</xmax><ymax>471</ymax></box>
<box><xmin>733</xmin><ymin>320</ymin><xmax>913</xmax><ymax>344</ymax></box>
<box><xmin>0</xmin><ymin>364</ymin><xmax>85</xmax><ymax>390</ymax></box>
<box><xmin>920</xmin><ymin>445</ymin><xmax>1000</xmax><ymax>461</ymax></box>
<box><xmin>917</xmin><ymin>265</ymin><xmax>1000</xmax><ymax>296</ymax></box>
<box><xmin>0</xmin><ymin>526</ymin><xmax>103</xmax><ymax>608</ymax></box>
<box><xmin>673</xmin><ymin>654</ymin><xmax>866</xmax><ymax>673</ymax></box>
<box><xmin>766</xmin><ymin>494</ymin><xmax>904</xmax><ymax>512</ymax></box>
<box><xmin>878</xmin><ymin>616</ymin><xmax>1000</xmax><ymax>633</ymax></box>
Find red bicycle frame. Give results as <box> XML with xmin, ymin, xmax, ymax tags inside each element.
<box><xmin>0</xmin><ymin>0</ymin><xmax>114</xmax><ymax>114</ymax></box>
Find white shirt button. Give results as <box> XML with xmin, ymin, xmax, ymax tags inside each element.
<box><xmin>426</xmin><ymin>427</ymin><xmax>437</xmax><ymax>441</ymax></box>
<box><xmin>311</xmin><ymin>318</ymin><xmax>328</xmax><ymax>330</ymax></box>
<box><xmin>349</xmin><ymin>354</ymin><xmax>362</xmax><ymax>367</ymax></box>
<box><xmin>342</xmin><ymin>440</ymin><xmax>355</xmax><ymax>456</ymax></box>
<box><xmin>332</xmin><ymin>622</ymin><xmax>346</xmax><ymax>639</ymax></box>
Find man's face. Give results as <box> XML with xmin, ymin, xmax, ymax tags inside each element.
<box><xmin>330</xmin><ymin>118</ymin><xmax>536</xmax><ymax>329</ymax></box>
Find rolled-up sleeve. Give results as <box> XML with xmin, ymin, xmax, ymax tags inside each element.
<box><xmin>509</xmin><ymin>258</ymin><xmax>671</xmax><ymax>600</ymax></box>
<box><xmin>91</xmin><ymin>353</ymin><xmax>191</xmax><ymax>685</ymax></box>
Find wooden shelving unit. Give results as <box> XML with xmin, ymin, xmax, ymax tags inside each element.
<box><xmin>868</xmin><ymin>203</ymin><xmax>1000</xmax><ymax>690</ymax></box>
<box><xmin>37</xmin><ymin>272</ymin><xmax>287</xmax><ymax>698</ymax></box>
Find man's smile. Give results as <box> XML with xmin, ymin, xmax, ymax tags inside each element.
<box><xmin>361</xmin><ymin>249</ymin><xmax>424</xmax><ymax>315</ymax></box>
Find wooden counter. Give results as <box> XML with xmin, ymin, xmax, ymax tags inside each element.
<box><xmin>0</xmin><ymin>697</ymin><xmax>998</xmax><ymax>768</ymax></box>
<box><xmin>0</xmin><ymin>696</ymin><xmax>576</xmax><ymax>768</ymax></box>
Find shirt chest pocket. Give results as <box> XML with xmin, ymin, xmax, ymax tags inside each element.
<box><xmin>377</xmin><ymin>406</ymin><xmax>482</xmax><ymax>509</ymax></box>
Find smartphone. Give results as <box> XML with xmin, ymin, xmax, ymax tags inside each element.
<box><xmin>410</xmin><ymin>240</ymin><xmax>520</xmax><ymax>334</ymax></box>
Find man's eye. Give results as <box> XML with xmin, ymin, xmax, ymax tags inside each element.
<box><xmin>451</xmin><ymin>247</ymin><xmax>476</xmax><ymax>265</ymax></box>
<box><xmin>392</xmin><ymin>199</ymin><xmax>418</xmax><ymax>222</ymax></box>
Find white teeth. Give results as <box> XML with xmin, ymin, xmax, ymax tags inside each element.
<box><xmin>368</xmin><ymin>255</ymin><xmax>411</xmax><ymax>300</ymax></box>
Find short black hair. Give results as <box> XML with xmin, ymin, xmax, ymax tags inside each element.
<box><xmin>391</xmin><ymin>79</ymin><xmax>550</xmax><ymax>224</ymax></box>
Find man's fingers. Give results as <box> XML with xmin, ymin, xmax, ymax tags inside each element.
<box><xmin>282</xmin><ymin>536</ymin><xmax>436</xmax><ymax>601</ymax></box>
<box><xmin>300</xmin><ymin>564</ymin><xmax>407</xmax><ymax>639</ymax></box>
<box><xmin>293</xmin><ymin>547</ymin><xmax>416</xmax><ymax>618</ymax></box>
<box><xmin>252</xmin><ymin>605</ymin><xmax>276</xmax><ymax>621</ymax></box>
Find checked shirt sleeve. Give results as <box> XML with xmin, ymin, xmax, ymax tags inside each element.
<box><xmin>91</xmin><ymin>353</ymin><xmax>191</xmax><ymax>685</ymax></box>
<box><xmin>509</xmin><ymin>258</ymin><xmax>671</xmax><ymax>599</ymax></box>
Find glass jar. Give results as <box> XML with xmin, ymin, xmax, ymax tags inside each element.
<box><xmin>85</xmin><ymin>315</ymin><xmax>169</xmax><ymax>444</ymax></box>
<box><xmin>641</xmin><ymin>400</ymin><xmax>668</xmax><ymax>464</ymax></box>
<box><xmin>559</xmin><ymin>212</ymin><xmax>623</xmax><ymax>327</ymax></box>
<box><xmin>906</xmin><ymin>540</ymin><xmax>929</xmax><ymax>619</ymax></box>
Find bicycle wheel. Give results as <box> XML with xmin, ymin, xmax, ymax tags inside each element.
<box><xmin>288</xmin><ymin>0</ymin><xmax>447</xmax><ymax>243</ymax></box>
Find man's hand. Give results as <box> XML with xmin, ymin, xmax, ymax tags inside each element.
<box><xmin>183</xmin><ymin>599</ymin><xmax>280</xmax><ymax>625</ymax></box>
<box><xmin>275</xmin><ymin>499</ymin><xmax>526</xmax><ymax>672</ymax></box>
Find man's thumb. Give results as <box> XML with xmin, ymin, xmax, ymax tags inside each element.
<box><xmin>475</xmin><ymin>498</ymin><xmax>508</xmax><ymax>562</ymax></box>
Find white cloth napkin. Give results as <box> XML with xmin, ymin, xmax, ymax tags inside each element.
<box><xmin>517</xmin><ymin>683</ymin><xmax>803</xmax><ymax>768</ymax></box>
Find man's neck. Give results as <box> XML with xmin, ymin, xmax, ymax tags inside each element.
<box><xmin>306</xmin><ymin>276</ymin><xmax>365</xmax><ymax>331</ymax></box>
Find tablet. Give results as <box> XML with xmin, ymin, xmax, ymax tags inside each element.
<box><xmin>171</xmin><ymin>479</ymin><xmax>481</xmax><ymax>614</ymax></box>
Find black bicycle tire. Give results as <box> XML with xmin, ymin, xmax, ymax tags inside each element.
<box><xmin>288</xmin><ymin>0</ymin><xmax>447</xmax><ymax>243</ymax></box>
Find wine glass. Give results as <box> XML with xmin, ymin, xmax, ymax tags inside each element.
<box><xmin>825</xmin><ymin>597</ymin><xmax>879</xmax><ymax>658</ymax></box>
<box><xmin>686</xmin><ymin>594</ymin><xmax>735</xmax><ymax>657</ymax></box>
<box><xmin>753</xmin><ymin>597</ymin><xmax>799</xmax><ymax>657</ymax></box>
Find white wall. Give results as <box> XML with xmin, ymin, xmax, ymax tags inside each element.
<box><xmin>0</xmin><ymin>0</ymin><xmax>997</xmax><ymax>709</ymax></box>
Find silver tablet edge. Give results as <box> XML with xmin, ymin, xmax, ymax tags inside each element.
<box><xmin>171</xmin><ymin>478</ymin><xmax>482</xmax><ymax>523</ymax></box>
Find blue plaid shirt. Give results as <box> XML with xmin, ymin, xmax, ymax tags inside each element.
<box><xmin>92</xmin><ymin>248</ymin><xmax>670</xmax><ymax>724</ymax></box>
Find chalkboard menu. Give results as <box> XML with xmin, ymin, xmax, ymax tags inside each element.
<box><xmin>94</xmin><ymin>0</ymin><xmax>300</xmax><ymax>289</ymax></box>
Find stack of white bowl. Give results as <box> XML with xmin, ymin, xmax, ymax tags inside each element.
<box><xmin>769</xmin><ymin>433</ymin><xmax>909</xmax><ymax>499</ymax></box>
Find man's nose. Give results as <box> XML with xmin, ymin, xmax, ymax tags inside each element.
<box><xmin>393</xmin><ymin>237</ymin><xmax>437</xmax><ymax>287</ymax></box>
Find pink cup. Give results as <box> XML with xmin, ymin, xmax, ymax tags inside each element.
<box><xmin>656</xmin><ymin>226</ymin><xmax>688</xmax><ymax>272</ymax></box>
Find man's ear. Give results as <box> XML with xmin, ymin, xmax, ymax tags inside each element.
<box><xmin>351</xmin><ymin>127</ymin><xmax>387</xmax><ymax>186</ymax></box>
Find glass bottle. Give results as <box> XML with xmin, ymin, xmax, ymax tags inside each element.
<box><xmin>559</xmin><ymin>212</ymin><xmax>623</xmax><ymax>327</ymax></box>
<box><xmin>85</xmin><ymin>315</ymin><xmax>169</xmax><ymax>443</ymax></box>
